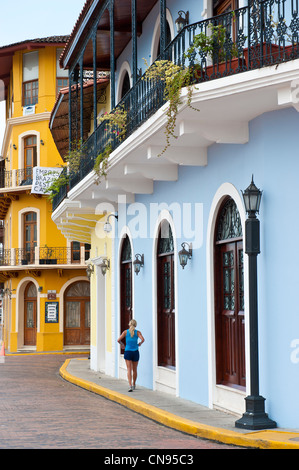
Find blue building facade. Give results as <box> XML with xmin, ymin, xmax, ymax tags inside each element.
<box><xmin>51</xmin><ymin>0</ymin><xmax>299</xmax><ymax>429</ymax></box>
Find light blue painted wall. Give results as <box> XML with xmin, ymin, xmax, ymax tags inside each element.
<box><xmin>114</xmin><ymin>107</ymin><xmax>299</xmax><ymax>429</ymax></box>
<box><xmin>115</xmin><ymin>0</ymin><xmax>203</xmax><ymax>99</ymax></box>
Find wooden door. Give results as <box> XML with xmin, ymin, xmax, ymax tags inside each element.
<box><xmin>24</xmin><ymin>282</ymin><xmax>37</xmax><ymax>346</ymax></box>
<box><xmin>214</xmin><ymin>198</ymin><xmax>245</xmax><ymax>389</ymax></box>
<box><xmin>120</xmin><ymin>236</ymin><xmax>132</xmax><ymax>353</ymax></box>
<box><xmin>24</xmin><ymin>212</ymin><xmax>37</xmax><ymax>264</ymax></box>
<box><xmin>71</xmin><ymin>242</ymin><xmax>91</xmax><ymax>263</ymax></box>
<box><xmin>24</xmin><ymin>135</ymin><xmax>37</xmax><ymax>181</ymax></box>
<box><xmin>64</xmin><ymin>282</ymin><xmax>90</xmax><ymax>345</ymax></box>
<box><xmin>157</xmin><ymin>254</ymin><xmax>175</xmax><ymax>368</ymax></box>
<box><xmin>215</xmin><ymin>241</ymin><xmax>245</xmax><ymax>388</ymax></box>
<box><xmin>157</xmin><ymin>221</ymin><xmax>175</xmax><ymax>369</ymax></box>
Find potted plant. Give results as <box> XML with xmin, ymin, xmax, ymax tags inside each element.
<box><xmin>185</xmin><ymin>22</ymin><xmax>243</xmax><ymax>78</ymax></box>
<box><xmin>40</xmin><ymin>245</ymin><xmax>57</xmax><ymax>265</ymax></box>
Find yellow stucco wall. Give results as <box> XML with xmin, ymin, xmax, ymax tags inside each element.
<box><xmin>1</xmin><ymin>43</ymin><xmax>91</xmax><ymax>353</ymax></box>
<box><xmin>90</xmin><ymin>223</ymin><xmax>113</xmax><ymax>353</ymax></box>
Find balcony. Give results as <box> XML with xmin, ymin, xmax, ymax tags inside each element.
<box><xmin>0</xmin><ymin>245</ymin><xmax>90</xmax><ymax>268</ymax></box>
<box><xmin>0</xmin><ymin>168</ymin><xmax>34</xmax><ymax>190</ymax></box>
<box><xmin>52</xmin><ymin>0</ymin><xmax>299</xmax><ymax>211</ymax></box>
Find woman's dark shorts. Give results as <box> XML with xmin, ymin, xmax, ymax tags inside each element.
<box><xmin>124</xmin><ymin>350</ymin><xmax>140</xmax><ymax>362</ymax></box>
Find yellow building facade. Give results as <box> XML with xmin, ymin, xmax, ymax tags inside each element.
<box><xmin>0</xmin><ymin>37</ymin><xmax>91</xmax><ymax>353</ymax></box>
<box><xmin>49</xmin><ymin>66</ymin><xmax>113</xmax><ymax>372</ymax></box>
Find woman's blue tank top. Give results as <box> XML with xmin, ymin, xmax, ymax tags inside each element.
<box><xmin>125</xmin><ymin>329</ymin><xmax>138</xmax><ymax>351</ymax></box>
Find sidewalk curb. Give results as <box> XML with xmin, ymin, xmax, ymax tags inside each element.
<box><xmin>59</xmin><ymin>359</ymin><xmax>299</xmax><ymax>449</ymax></box>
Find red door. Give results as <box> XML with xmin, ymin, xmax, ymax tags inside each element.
<box><xmin>120</xmin><ymin>236</ymin><xmax>132</xmax><ymax>353</ymax></box>
<box><xmin>157</xmin><ymin>222</ymin><xmax>175</xmax><ymax>369</ymax></box>
<box><xmin>214</xmin><ymin>198</ymin><xmax>245</xmax><ymax>389</ymax></box>
<box><xmin>157</xmin><ymin>254</ymin><xmax>175</xmax><ymax>368</ymax></box>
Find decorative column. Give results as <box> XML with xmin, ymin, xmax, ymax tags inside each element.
<box><xmin>92</xmin><ymin>27</ymin><xmax>98</xmax><ymax>134</ymax></box>
<box><xmin>132</xmin><ymin>0</ymin><xmax>137</xmax><ymax>85</ymax></box>
<box><xmin>79</xmin><ymin>56</ymin><xmax>84</xmax><ymax>142</ymax></box>
<box><xmin>69</xmin><ymin>65</ymin><xmax>79</xmax><ymax>150</ymax></box>
<box><xmin>68</xmin><ymin>67</ymin><xmax>73</xmax><ymax>151</ymax></box>
<box><xmin>160</xmin><ymin>0</ymin><xmax>166</xmax><ymax>58</ymax></box>
<box><xmin>110</xmin><ymin>0</ymin><xmax>115</xmax><ymax>109</ymax></box>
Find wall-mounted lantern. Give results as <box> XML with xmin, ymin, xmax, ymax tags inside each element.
<box><xmin>133</xmin><ymin>254</ymin><xmax>144</xmax><ymax>275</ymax></box>
<box><xmin>175</xmin><ymin>10</ymin><xmax>189</xmax><ymax>32</ymax></box>
<box><xmin>178</xmin><ymin>242</ymin><xmax>192</xmax><ymax>269</ymax></box>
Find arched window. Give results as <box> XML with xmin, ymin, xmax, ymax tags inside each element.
<box><xmin>157</xmin><ymin>221</ymin><xmax>175</xmax><ymax>368</ymax></box>
<box><xmin>121</xmin><ymin>71</ymin><xmax>130</xmax><ymax>99</ymax></box>
<box><xmin>151</xmin><ymin>11</ymin><xmax>174</xmax><ymax>62</ymax></box>
<box><xmin>156</xmin><ymin>21</ymin><xmax>172</xmax><ymax>58</ymax></box>
<box><xmin>23</xmin><ymin>211</ymin><xmax>37</xmax><ymax>264</ymax></box>
<box><xmin>214</xmin><ymin>198</ymin><xmax>245</xmax><ymax>388</ymax></box>
<box><xmin>120</xmin><ymin>235</ymin><xmax>132</xmax><ymax>352</ymax></box>
<box><xmin>24</xmin><ymin>135</ymin><xmax>37</xmax><ymax>183</ymax></box>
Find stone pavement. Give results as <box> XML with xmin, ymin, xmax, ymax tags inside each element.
<box><xmin>61</xmin><ymin>357</ymin><xmax>299</xmax><ymax>450</ymax></box>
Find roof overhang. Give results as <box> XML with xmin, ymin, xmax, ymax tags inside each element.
<box><xmin>60</xmin><ymin>0</ymin><xmax>157</xmax><ymax>71</ymax></box>
<box><xmin>49</xmin><ymin>77</ymin><xmax>110</xmax><ymax>159</ymax></box>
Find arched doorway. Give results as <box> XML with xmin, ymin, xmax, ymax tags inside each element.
<box><xmin>120</xmin><ymin>71</ymin><xmax>130</xmax><ymax>99</ymax></box>
<box><xmin>157</xmin><ymin>221</ymin><xmax>175</xmax><ymax>368</ymax></box>
<box><xmin>120</xmin><ymin>235</ymin><xmax>132</xmax><ymax>353</ymax></box>
<box><xmin>64</xmin><ymin>281</ymin><xmax>90</xmax><ymax>346</ymax></box>
<box><xmin>24</xmin><ymin>282</ymin><xmax>37</xmax><ymax>346</ymax></box>
<box><xmin>214</xmin><ymin>198</ymin><xmax>245</xmax><ymax>389</ymax></box>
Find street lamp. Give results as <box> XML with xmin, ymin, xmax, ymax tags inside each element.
<box><xmin>235</xmin><ymin>176</ymin><xmax>276</xmax><ymax>430</ymax></box>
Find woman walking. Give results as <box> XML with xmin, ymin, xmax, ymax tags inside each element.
<box><xmin>117</xmin><ymin>319</ymin><xmax>145</xmax><ymax>392</ymax></box>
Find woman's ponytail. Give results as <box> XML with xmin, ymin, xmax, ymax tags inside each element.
<box><xmin>129</xmin><ymin>319</ymin><xmax>137</xmax><ymax>337</ymax></box>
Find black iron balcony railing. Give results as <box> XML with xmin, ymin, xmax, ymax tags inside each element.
<box><xmin>0</xmin><ymin>246</ymin><xmax>90</xmax><ymax>267</ymax></box>
<box><xmin>0</xmin><ymin>168</ymin><xmax>34</xmax><ymax>189</ymax></box>
<box><xmin>52</xmin><ymin>0</ymin><xmax>299</xmax><ymax>211</ymax></box>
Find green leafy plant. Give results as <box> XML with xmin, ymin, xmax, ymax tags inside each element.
<box><xmin>46</xmin><ymin>168</ymin><xmax>68</xmax><ymax>202</ymax></box>
<box><xmin>143</xmin><ymin>59</ymin><xmax>199</xmax><ymax>156</ymax></box>
<box><xmin>93</xmin><ymin>107</ymin><xmax>127</xmax><ymax>182</ymax></box>
<box><xmin>94</xmin><ymin>144</ymin><xmax>112</xmax><ymax>181</ymax></box>
<box><xmin>47</xmin><ymin>140</ymin><xmax>83</xmax><ymax>202</ymax></box>
<box><xmin>185</xmin><ymin>22</ymin><xmax>239</xmax><ymax>65</ymax></box>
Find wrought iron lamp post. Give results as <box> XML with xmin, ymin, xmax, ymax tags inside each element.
<box><xmin>235</xmin><ymin>177</ymin><xmax>276</xmax><ymax>430</ymax></box>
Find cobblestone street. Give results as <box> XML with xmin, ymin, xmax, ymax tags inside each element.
<box><xmin>0</xmin><ymin>354</ymin><xmax>242</xmax><ymax>450</ymax></box>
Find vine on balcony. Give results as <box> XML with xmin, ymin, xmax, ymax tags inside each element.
<box><xmin>142</xmin><ymin>59</ymin><xmax>199</xmax><ymax>156</ymax></box>
<box><xmin>93</xmin><ymin>106</ymin><xmax>127</xmax><ymax>183</ymax></box>
<box><xmin>46</xmin><ymin>141</ymin><xmax>83</xmax><ymax>202</ymax></box>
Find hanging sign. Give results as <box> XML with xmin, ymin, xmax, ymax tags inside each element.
<box><xmin>31</xmin><ymin>167</ymin><xmax>63</xmax><ymax>195</ymax></box>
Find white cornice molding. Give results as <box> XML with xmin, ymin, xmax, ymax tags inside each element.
<box><xmin>1</xmin><ymin>112</ymin><xmax>51</xmax><ymax>157</ymax></box>
<box><xmin>52</xmin><ymin>58</ymin><xmax>299</xmax><ymax>215</ymax></box>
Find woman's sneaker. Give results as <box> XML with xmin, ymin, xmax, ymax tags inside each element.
<box><xmin>128</xmin><ymin>386</ymin><xmax>133</xmax><ymax>392</ymax></box>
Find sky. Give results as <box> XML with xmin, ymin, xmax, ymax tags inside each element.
<box><xmin>0</xmin><ymin>0</ymin><xmax>86</xmax><ymax>150</ymax></box>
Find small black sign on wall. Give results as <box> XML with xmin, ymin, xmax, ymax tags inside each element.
<box><xmin>45</xmin><ymin>302</ymin><xmax>59</xmax><ymax>323</ymax></box>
